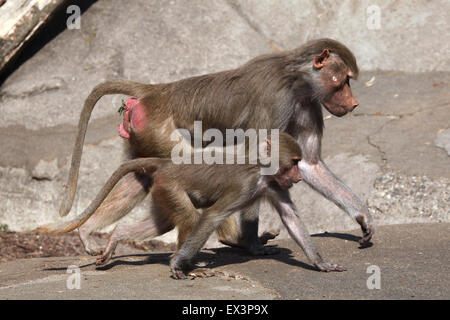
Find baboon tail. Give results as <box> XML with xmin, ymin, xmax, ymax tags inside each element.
<box><xmin>40</xmin><ymin>158</ymin><xmax>161</xmax><ymax>235</ymax></box>
<box><xmin>59</xmin><ymin>80</ymin><xmax>151</xmax><ymax>217</ymax></box>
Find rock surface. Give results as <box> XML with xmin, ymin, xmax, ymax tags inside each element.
<box><xmin>0</xmin><ymin>0</ymin><xmax>449</xmax><ymax>247</ymax></box>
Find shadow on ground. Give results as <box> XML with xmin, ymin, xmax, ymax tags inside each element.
<box><xmin>43</xmin><ymin>230</ymin><xmax>371</xmax><ymax>273</ymax></box>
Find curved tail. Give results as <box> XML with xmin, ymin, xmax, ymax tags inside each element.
<box><xmin>59</xmin><ymin>80</ymin><xmax>151</xmax><ymax>217</ymax></box>
<box><xmin>39</xmin><ymin>158</ymin><xmax>160</xmax><ymax>235</ymax></box>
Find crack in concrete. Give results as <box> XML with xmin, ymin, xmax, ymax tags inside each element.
<box><xmin>353</xmin><ymin>101</ymin><xmax>449</xmax><ymax>119</ymax></box>
<box><xmin>0</xmin><ymin>270</ymin><xmax>106</xmax><ymax>290</ymax></box>
<box><xmin>366</xmin><ymin>119</ymin><xmax>397</xmax><ymax>171</ymax></box>
<box><xmin>367</xmin><ymin>134</ymin><xmax>387</xmax><ymax>167</ymax></box>
<box><xmin>224</xmin><ymin>0</ymin><xmax>266</xmax><ymax>38</ymax></box>
<box><xmin>214</xmin><ymin>269</ymin><xmax>282</xmax><ymax>299</ymax></box>
<box><xmin>224</xmin><ymin>0</ymin><xmax>283</xmax><ymax>52</ymax></box>
<box><xmin>0</xmin><ymin>77</ymin><xmax>66</xmax><ymax>100</ymax></box>
<box><xmin>105</xmin><ymin>48</ymin><xmax>125</xmax><ymax>78</ymax></box>
<box><xmin>352</xmin><ymin>113</ymin><xmax>400</xmax><ymax>119</ymax></box>
<box><xmin>361</xmin><ymin>101</ymin><xmax>449</xmax><ymax>171</ymax></box>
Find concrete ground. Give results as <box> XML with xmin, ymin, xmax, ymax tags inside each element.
<box><xmin>0</xmin><ymin>223</ymin><xmax>448</xmax><ymax>299</ymax></box>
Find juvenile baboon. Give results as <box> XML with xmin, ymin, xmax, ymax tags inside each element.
<box><xmin>40</xmin><ymin>134</ymin><xmax>346</xmax><ymax>278</ymax></box>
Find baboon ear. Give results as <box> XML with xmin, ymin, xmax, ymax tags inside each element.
<box><xmin>266</xmin><ymin>138</ymin><xmax>272</xmax><ymax>155</ymax></box>
<box><xmin>313</xmin><ymin>49</ymin><xmax>330</xmax><ymax>69</ymax></box>
<box><xmin>259</xmin><ymin>138</ymin><xmax>271</xmax><ymax>158</ymax></box>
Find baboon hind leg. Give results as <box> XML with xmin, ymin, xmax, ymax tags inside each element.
<box><xmin>149</xmin><ymin>184</ymin><xmax>202</xmax><ymax>254</ymax></box>
<box><xmin>96</xmin><ymin>203</ymin><xmax>175</xmax><ymax>266</ymax></box>
<box><xmin>79</xmin><ymin>172</ymin><xmax>152</xmax><ymax>255</ymax></box>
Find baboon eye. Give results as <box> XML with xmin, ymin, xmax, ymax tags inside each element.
<box><xmin>335</xmin><ymin>76</ymin><xmax>349</xmax><ymax>90</ymax></box>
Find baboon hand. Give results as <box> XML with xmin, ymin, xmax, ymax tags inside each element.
<box><xmin>171</xmin><ymin>268</ymin><xmax>188</xmax><ymax>280</ymax></box>
<box><xmin>315</xmin><ymin>261</ymin><xmax>347</xmax><ymax>272</ymax></box>
<box><xmin>170</xmin><ymin>256</ymin><xmax>193</xmax><ymax>280</ymax></box>
<box><xmin>356</xmin><ymin>214</ymin><xmax>375</xmax><ymax>245</ymax></box>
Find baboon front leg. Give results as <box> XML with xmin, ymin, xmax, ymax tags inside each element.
<box><xmin>298</xmin><ymin>160</ymin><xmax>375</xmax><ymax>244</ymax></box>
<box><xmin>170</xmin><ymin>215</ymin><xmax>221</xmax><ymax>279</ymax></box>
<box><xmin>270</xmin><ymin>190</ymin><xmax>346</xmax><ymax>272</ymax></box>
<box><xmin>79</xmin><ymin>172</ymin><xmax>151</xmax><ymax>255</ymax></box>
<box><xmin>170</xmin><ymin>198</ymin><xmax>236</xmax><ymax>279</ymax></box>
<box><xmin>150</xmin><ymin>184</ymin><xmax>202</xmax><ymax>254</ymax></box>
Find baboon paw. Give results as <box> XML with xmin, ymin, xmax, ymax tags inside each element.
<box><xmin>78</xmin><ymin>232</ymin><xmax>104</xmax><ymax>256</ymax></box>
<box><xmin>95</xmin><ymin>251</ymin><xmax>114</xmax><ymax>266</ymax></box>
<box><xmin>188</xmin><ymin>268</ymin><xmax>216</xmax><ymax>279</ymax></box>
<box><xmin>86</xmin><ymin>248</ymin><xmax>104</xmax><ymax>256</ymax></box>
<box><xmin>359</xmin><ymin>225</ymin><xmax>375</xmax><ymax>245</ymax></box>
<box><xmin>315</xmin><ymin>261</ymin><xmax>347</xmax><ymax>272</ymax></box>
<box><xmin>170</xmin><ymin>256</ymin><xmax>193</xmax><ymax>279</ymax></box>
<box><xmin>95</xmin><ymin>256</ymin><xmax>108</xmax><ymax>266</ymax></box>
<box><xmin>171</xmin><ymin>268</ymin><xmax>188</xmax><ymax>280</ymax></box>
<box><xmin>258</xmin><ymin>229</ymin><xmax>280</xmax><ymax>245</ymax></box>
<box><xmin>356</xmin><ymin>215</ymin><xmax>375</xmax><ymax>245</ymax></box>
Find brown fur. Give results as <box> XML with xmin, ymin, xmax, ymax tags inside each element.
<box><xmin>57</xmin><ymin>38</ymin><xmax>373</xmax><ymax>257</ymax></box>
<box><xmin>41</xmin><ymin>134</ymin><xmax>347</xmax><ymax>277</ymax></box>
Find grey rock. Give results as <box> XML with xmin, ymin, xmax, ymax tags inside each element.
<box><xmin>31</xmin><ymin>159</ymin><xmax>59</xmax><ymax>180</ymax></box>
<box><xmin>435</xmin><ymin>129</ymin><xmax>450</xmax><ymax>156</ymax></box>
<box><xmin>0</xmin><ymin>0</ymin><xmax>269</xmax><ymax>130</ymax></box>
<box><xmin>368</xmin><ymin>172</ymin><xmax>450</xmax><ymax>224</ymax></box>
<box><xmin>0</xmin><ymin>1</ymin><xmax>449</xmax><ymax>249</ymax></box>
<box><xmin>228</xmin><ymin>0</ymin><xmax>450</xmax><ymax>72</ymax></box>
